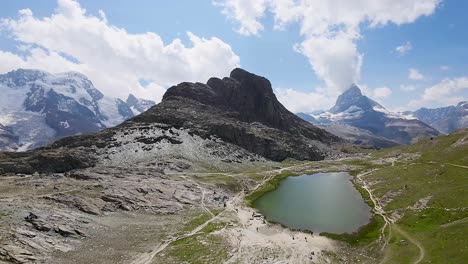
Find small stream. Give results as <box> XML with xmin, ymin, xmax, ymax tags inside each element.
<box><xmin>254</xmin><ymin>172</ymin><xmax>371</xmax><ymax>234</ymax></box>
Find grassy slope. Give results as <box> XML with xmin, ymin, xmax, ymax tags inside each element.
<box><xmin>243</xmin><ymin>129</ymin><xmax>468</xmax><ymax>263</ymax></box>
<box><xmin>363</xmin><ymin>129</ymin><xmax>468</xmax><ymax>263</ymax></box>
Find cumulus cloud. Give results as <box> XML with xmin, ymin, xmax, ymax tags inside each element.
<box><xmin>214</xmin><ymin>0</ymin><xmax>268</xmax><ymax>36</ymax></box>
<box><xmin>408</xmin><ymin>68</ymin><xmax>425</xmax><ymax>80</ymax></box>
<box><xmin>422</xmin><ymin>77</ymin><xmax>468</xmax><ymax>101</ymax></box>
<box><xmin>408</xmin><ymin>77</ymin><xmax>468</xmax><ymax>109</ymax></box>
<box><xmin>372</xmin><ymin>86</ymin><xmax>392</xmax><ymax>98</ymax></box>
<box><xmin>0</xmin><ymin>0</ymin><xmax>240</xmax><ymax>101</ymax></box>
<box><xmin>215</xmin><ymin>0</ymin><xmax>440</xmax><ymax>94</ymax></box>
<box><xmin>400</xmin><ymin>84</ymin><xmax>417</xmax><ymax>92</ymax></box>
<box><xmin>395</xmin><ymin>41</ymin><xmax>412</xmax><ymax>56</ymax></box>
<box><xmin>275</xmin><ymin>87</ymin><xmax>335</xmax><ymax>113</ymax></box>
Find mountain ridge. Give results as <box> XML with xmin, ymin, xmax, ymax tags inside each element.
<box><xmin>300</xmin><ymin>84</ymin><xmax>440</xmax><ymax>147</ymax></box>
<box><xmin>407</xmin><ymin>101</ymin><xmax>468</xmax><ymax>134</ymax></box>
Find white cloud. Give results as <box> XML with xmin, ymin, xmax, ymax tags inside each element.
<box><xmin>0</xmin><ymin>0</ymin><xmax>240</xmax><ymax>101</ymax></box>
<box><xmin>275</xmin><ymin>87</ymin><xmax>335</xmax><ymax>113</ymax></box>
<box><xmin>400</xmin><ymin>84</ymin><xmax>417</xmax><ymax>92</ymax></box>
<box><xmin>213</xmin><ymin>0</ymin><xmax>268</xmax><ymax>36</ymax></box>
<box><xmin>408</xmin><ymin>68</ymin><xmax>425</xmax><ymax>80</ymax></box>
<box><xmin>215</xmin><ymin>0</ymin><xmax>440</xmax><ymax>94</ymax></box>
<box><xmin>422</xmin><ymin>77</ymin><xmax>468</xmax><ymax>101</ymax></box>
<box><xmin>372</xmin><ymin>86</ymin><xmax>392</xmax><ymax>98</ymax></box>
<box><xmin>408</xmin><ymin>77</ymin><xmax>468</xmax><ymax>109</ymax></box>
<box><xmin>395</xmin><ymin>41</ymin><xmax>412</xmax><ymax>56</ymax></box>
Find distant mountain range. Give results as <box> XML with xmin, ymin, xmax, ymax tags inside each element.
<box><xmin>297</xmin><ymin>85</ymin><xmax>441</xmax><ymax>148</ymax></box>
<box><xmin>404</xmin><ymin>102</ymin><xmax>468</xmax><ymax>134</ymax></box>
<box><xmin>0</xmin><ymin>69</ymin><xmax>155</xmax><ymax>151</ymax></box>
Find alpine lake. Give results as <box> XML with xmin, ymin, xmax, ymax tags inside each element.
<box><xmin>253</xmin><ymin>172</ymin><xmax>372</xmax><ymax>234</ymax></box>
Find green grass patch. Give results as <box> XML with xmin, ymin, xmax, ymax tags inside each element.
<box><xmin>321</xmin><ymin>215</ymin><xmax>385</xmax><ymax>245</ymax></box>
<box><xmin>164</xmin><ymin>233</ymin><xmax>229</xmax><ymax>264</ymax></box>
<box><xmin>181</xmin><ymin>212</ymin><xmax>212</xmax><ymax>233</ymax></box>
<box><xmin>358</xmin><ymin>130</ymin><xmax>468</xmax><ymax>262</ymax></box>
<box><xmin>201</xmin><ymin>221</ymin><xmax>227</xmax><ymax>233</ymax></box>
<box><xmin>0</xmin><ymin>210</ymin><xmax>11</xmax><ymax>219</ymax></box>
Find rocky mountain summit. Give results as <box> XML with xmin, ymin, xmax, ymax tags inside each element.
<box><xmin>302</xmin><ymin>85</ymin><xmax>440</xmax><ymax>147</ymax></box>
<box><xmin>0</xmin><ymin>69</ymin><xmax>154</xmax><ymax>151</ymax></box>
<box><xmin>133</xmin><ymin>68</ymin><xmax>343</xmax><ymax>161</ymax></box>
<box><xmin>406</xmin><ymin>101</ymin><xmax>468</xmax><ymax>134</ymax></box>
<box><xmin>126</xmin><ymin>94</ymin><xmax>156</xmax><ymax>115</ymax></box>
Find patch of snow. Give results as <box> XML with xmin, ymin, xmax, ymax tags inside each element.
<box><xmin>313</xmin><ymin>106</ymin><xmax>364</xmax><ymax>122</ymax></box>
<box><xmin>60</xmin><ymin>120</ymin><xmax>70</xmax><ymax>129</ymax></box>
<box><xmin>98</xmin><ymin>97</ymin><xmax>126</xmax><ymax>127</ymax></box>
<box><xmin>373</xmin><ymin>106</ymin><xmax>417</xmax><ymax>120</ymax></box>
<box><xmin>0</xmin><ymin>83</ymin><xmax>30</xmax><ymax>114</ymax></box>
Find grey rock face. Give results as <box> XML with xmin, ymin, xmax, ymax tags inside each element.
<box><xmin>126</xmin><ymin>94</ymin><xmax>156</xmax><ymax>114</ymax></box>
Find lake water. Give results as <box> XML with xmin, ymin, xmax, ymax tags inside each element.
<box><xmin>253</xmin><ymin>172</ymin><xmax>371</xmax><ymax>234</ymax></box>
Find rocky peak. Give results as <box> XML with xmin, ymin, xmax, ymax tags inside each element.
<box><xmin>1</xmin><ymin>69</ymin><xmax>49</xmax><ymax>87</ymax></box>
<box><xmin>163</xmin><ymin>68</ymin><xmax>303</xmax><ymax>132</ymax></box>
<box><xmin>131</xmin><ymin>68</ymin><xmax>343</xmax><ymax>161</ymax></box>
<box><xmin>330</xmin><ymin>84</ymin><xmax>382</xmax><ymax>114</ymax></box>
<box><xmin>126</xmin><ymin>94</ymin><xmax>156</xmax><ymax>114</ymax></box>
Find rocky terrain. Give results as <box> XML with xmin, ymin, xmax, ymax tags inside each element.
<box><xmin>0</xmin><ymin>69</ymin><xmax>155</xmax><ymax>152</ymax></box>
<box><xmin>406</xmin><ymin>101</ymin><xmax>468</xmax><ymax>133</ymax></box>
<box><xmin>300</xmin><ymin>85</ymin><xmax>441</xmax><ymax>147</ymax></box>
<box><xmin>126</xmin><ymin>94</ymin><xmax>156</xmax><ymax>116</ymax></box>
<box><xmin>0</xmin><ymin>68</ymin><xmax>352</xmax><ymax>263</ymax></box>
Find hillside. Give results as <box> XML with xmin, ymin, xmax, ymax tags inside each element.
<box><xmin>339</xmin><ymin>128</ymin><xmax>468</xmax><ymax>263</ymax></box>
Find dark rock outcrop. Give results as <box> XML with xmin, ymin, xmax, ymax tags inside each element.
<box><xmin>131</xmin><ymin>68</ymin><xmax>342</xmax><ymax>161</ymax></box>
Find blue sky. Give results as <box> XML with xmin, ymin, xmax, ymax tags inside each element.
<box><xmin>0</xmin><ymin>0</ymin><xmax>467</xmax><ymax>112</ymax></box>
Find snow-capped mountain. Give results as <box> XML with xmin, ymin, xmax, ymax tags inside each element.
<box><xmin>0</xmin><ymin>69</ymin><xmax>153</xmax><ymax>151</ymax></box>
<box><xmin>405</xmin><ymin>102</ymin><xmax>468</xmax><ymax>134</ymax></box>
<box><xmin>126</xmin><ymin>94</ymin><xmax>156</xmax><ymax>115</ymax></box>
<box><xmin>299</xmin><ymin>85</ymin><xmax>440</xmax><ymax>147</ymax></box>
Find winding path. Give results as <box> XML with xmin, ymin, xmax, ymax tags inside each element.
<box><xmin>446</xmin><ymin>163</ymin><xmax>468</xmax><ymax>169</ymax></box>
<box><xmin>392</xmin><ymin>225</ymin><xmax>425</xmax><ymax>264</ymax></box>
<box><xmin>357</xmin><ymin>170</ymin><xmax>426</xmax><ymax>264</ymax></box>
